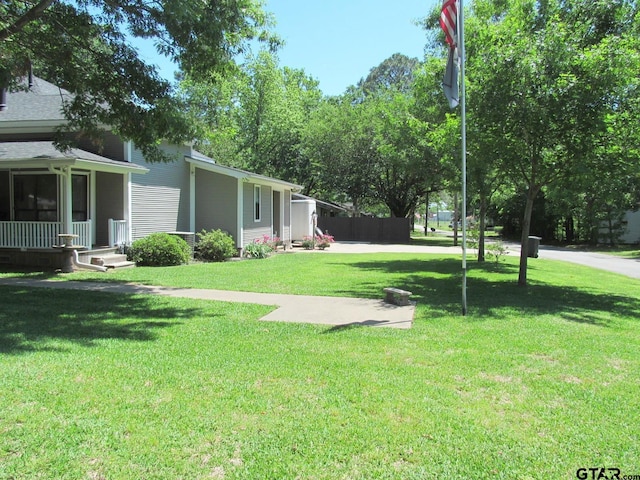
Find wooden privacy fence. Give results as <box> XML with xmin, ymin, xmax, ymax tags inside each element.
<box><xmin>317</xmin><ymin>217</ymin><xmax>410</xmax><ymax>243</ymax></box>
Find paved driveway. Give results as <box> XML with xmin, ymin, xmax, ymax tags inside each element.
<box><xmin>320</xmin><ymin>241</ymin><xmax>640</xmax><ymax>279</ymax></box>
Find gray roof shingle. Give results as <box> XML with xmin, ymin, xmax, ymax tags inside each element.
<box><xmin>0</xmin><ymin>141</ymin><xmax>147</xmax><ymax>172</ymax></box>
<box><xmin>0</xmin><ymin>77</ymin><xmax>70</xmax><ymax>123</ymax></box>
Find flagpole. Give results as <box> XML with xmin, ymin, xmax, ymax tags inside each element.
<box><xmin>459</xmin><ymin>0</ymin><xmax>468</xmax><ymax>316</ymax></box>
<box><xmin>440</xmin><ymin>0</ymin><xmax>467</xmax><ymax>315</ymax></box>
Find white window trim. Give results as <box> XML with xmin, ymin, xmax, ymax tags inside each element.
<box><xmin>254</xmin><ymin>184</ymin><xmax>262</xmax><ymax>222</ymax></box>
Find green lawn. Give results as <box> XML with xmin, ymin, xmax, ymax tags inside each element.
<box><xmin>1</xmin><ymin>253</ymin><xmax>639</xmax><ymax>478</ymax></box>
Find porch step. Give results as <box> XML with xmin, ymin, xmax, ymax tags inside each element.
<box><xmin>91</xmin><ymin>254</ymin><xmax>136</xmax><ymax>269</ymax></box>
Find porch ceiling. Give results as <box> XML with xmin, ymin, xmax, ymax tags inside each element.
<box><xmin>0</xmin><ymin>141</ymin><xmax>148</xmax><ymax>174</ymax></box>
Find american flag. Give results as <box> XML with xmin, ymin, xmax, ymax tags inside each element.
<box><xmin>440</xmin><ymin>0</ymin><xmax>458</xmax><ymax>48</ymax></box>
<box><xmin>440</xmin><ymin>0</ymin><xmax>459</xmax><ymax>108</ymax></box>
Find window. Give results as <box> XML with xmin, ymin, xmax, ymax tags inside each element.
<box><xmin>11</xmin><ymin>173</ymin><xmax>88</xmax><ymax>222</ymax></box>
<box><xmin>254</xmin><ymin>185</ymin><xmax>261</xmax><ymax>222</ymax></box>
<box><xmin>72</xmin><ymin>174</ymin><xmax>88</xmax><ymax>221</ymax></box>
<box><xmin>13</xmin><ymin>174</ymin><xmax>58</xmax><ymax>221</ymax></box>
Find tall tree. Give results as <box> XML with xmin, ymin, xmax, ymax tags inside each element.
<box><xmin>466</xmin><ymin>0</ymin><xmax>639</xmax><ymax>285</ymax></box>
<box><xmin>302</xmin><ymin>96</ymin><xmax>379</xmax><ymax>213</ymax></box>
<box><xmin>358</xmin><ymin>53</ymin><xmax>420</xmax><ymax>95</ymax></box>
<box><xmin>0</xmin><ymin>0</ymin><xmax>278</xmax><ymax>162</ymax></box>
<box><xmin>181</xmin><ymin>51</ymin><xmax>322</xmax><ymax>190</ymax></box>
<box><xmin>354</xmin><ymin>54</ymin><xmax>448</xmax><ymax>218</ymax></box>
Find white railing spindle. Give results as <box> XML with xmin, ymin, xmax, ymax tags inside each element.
<box><xmin>0</xmin><ymin>221</ymin><xmax>92</xmax><ymax>249</ymax></box>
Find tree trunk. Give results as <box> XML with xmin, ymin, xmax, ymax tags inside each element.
<box><xmin>453</xmin><ymin>192</ymin><xmax>459</xmax><ymax>247</ymax></box>
<box><xmin>518</xmin><ymin>187</ymin><xmax>540</xmax><ymax>286</ymax></box>
<box><xmin>605</xmin><ymin>208</ymin><xmax>619</xmax><ymax>246</ymax></box>
<box><xmin>478</xmin><ymin>193</ymin><xmax>487</xmax><ymax>262</ymax></box>
<box><xmin>565</xmin><ymin>216</ymin><xmax>574</xmax><ymax>243</ymax></box>
<box><xmin>424</xmin><ymin>192</ymin><xmax>429</xmax><ymax>235</ymax></box>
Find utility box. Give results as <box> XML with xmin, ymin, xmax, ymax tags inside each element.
<box><xmin>527</xmin><ymin>236</ymin><xmax>541</xmax><ymax>258</ymax></box>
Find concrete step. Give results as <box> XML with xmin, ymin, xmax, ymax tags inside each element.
<box><xmin>91</xmin><ymin>254</ymin><xmax>135</xmax><ymax>269</ymax></box>
<box><xmin>104</xmin><ymin>260</ymin><xmax>136</xmax><ymax>269</ymax></box>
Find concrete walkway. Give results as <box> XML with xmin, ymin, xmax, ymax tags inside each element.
<box><xmin>0</xmin><ymin>278</ymin><xmax>416</xmax><ymax>330</ymax></box>
<box><xmin>1</xmin><ymin>240</ymin><xmax>636</xmax><ymax>331</ymax></box>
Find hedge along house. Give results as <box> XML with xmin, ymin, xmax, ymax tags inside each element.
<box><xmin>0</xmin><ymin>76</ymin><xmax>299</xmax><ymax>268</ymax></box>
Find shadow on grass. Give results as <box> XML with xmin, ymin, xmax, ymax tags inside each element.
<box><xmin>0</xmin><ymin>266</ymin><xmax>59</xmax><ymax>280</ymax></box>
<box><xmin>341</xmin><ymin>258</ymin><xmax>640</xmax><ymax>325</ymax></box>
<box><xmin>0</xmin><ymin>286</ymin><xmax>208</xmax><ymax>355</ymax></box>
<box><xmin>409</xmin><ymin>235</ymin><xmax>456</xmax><ymax>248</ymax></box>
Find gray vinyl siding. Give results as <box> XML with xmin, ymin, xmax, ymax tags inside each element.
<box><xmin>195</xmin><ymin>169</ymin><xmax>238</xmax><ymax>242</ymax></box>
<box><xmin>243</xmin><ymin>182</ymin><xmax>272</xmax><ymax>245</ymax></box>
<box><xmin>95</xmin><ymin>172</ymin><xmax>124</xmax><ymax>246</ymax></box>
<box><xmin>130</xmin><ymin>143</ymin><xmax>191</xmax><ymax>240</ymax></box>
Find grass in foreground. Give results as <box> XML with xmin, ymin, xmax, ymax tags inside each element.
<box><xmin>1</xmin><ymin>254</ymin><xmax>639</xmax><ymax>478</ymax></box>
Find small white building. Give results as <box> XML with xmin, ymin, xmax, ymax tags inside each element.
<box><xmin>291</xmin><ymin>198</ymin><xmax>316</xmax><ymax>241</ymax></box>
<box><xmin>620</xmin><ymin>210</ymin><xmax>640</xmax><ymax>244</ymax></box>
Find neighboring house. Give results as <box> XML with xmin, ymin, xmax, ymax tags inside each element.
<box><xmin>619</xmin><ymin>210</ymin><xmax>640</xmax><ymax>244</ymax></box>
<box><xmin>0</xmin><ymin>77</ymin><xmax>299</xmax><ymax>268</ymax></box>
<box><xmin>291</xmin><ymin>193</ymin><xmax>347</xmax><ymax>241</ymax></box>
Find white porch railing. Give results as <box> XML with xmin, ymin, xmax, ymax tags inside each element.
<box><xmin>0</xmin><ymin>221</ymin><xmax>92</xmax><ymax>249</ymax></box>
<box><xmin>108</xmin><ymin>219</ymin><xmax>129</xmax><ymax>247</ymax></box>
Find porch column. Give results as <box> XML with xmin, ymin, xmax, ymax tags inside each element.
<box><xmin>287</xmin><ymin>190</ymin><xmax>292</xmax><ymax>244</ymax></box>
<box><xmin>90</xmin><ymin>172</ymin><xmax>97</xmax><ymax>244</ymax></box>
<box><xmin>279</xmin><ymin>190</ymin><xmax>285</xmax><ymax>242</ymax></box>
<box><xmin>62</xmin><ymin>166</ymin><xmax>73</xmax><ymax>234</ymax></box>
<box><xmin>123</xmin><ymin>141</ymin><xmax>133</xmax><ymax>244</ymax></box>
<box><xmin>123</xmin><ymin>172</ymin><xmax>132</xmax><ymax>243</ymax></box>
<box><xmin>189</xmin><ymin>164</ymin><xmax>196</xmax><ymax>233</ymax></box>
<box><xmin>236</xmin><ymin>178</ymin><xmax>243</xmax><ymax>249</ymax></box>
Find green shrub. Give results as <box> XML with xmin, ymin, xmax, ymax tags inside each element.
<box><xmin>127</xmin><ymin>232</ymin><xmax>191</xmax><ymax>266</ymax></box>
<box><xmin>243</xmin><ymin>241</ymin><xmax>273</xmax><ymax>259</ymax></box>
<box><xmin>195</xmin><ymin>229</ymin><xmax>237</xmax><ymax>262</ymax></box>
<box><xmin>301</xmin><ymin>236</ymin><xmax>315</xmax><ymax>250</ymax></box>
<box><xmin>487</xmin><ymin>240</ymin><xmax>510</xmax><ymax>264</ymax></box>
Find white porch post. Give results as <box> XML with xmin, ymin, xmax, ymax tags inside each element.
<box><xmin>124</xmin><ymin>172</ymin><xmax>132</xmax><ymax>243</ymax></box>
<box><xmin>90</xmin><ymin>172</ymin><xmax>97</xmax><ymax>245</ymax></box>
<box><xmin>287</xmin><ymin>190</ymin><xmax>292</xmax><ymax>245</ymax></box>
<box><xmin>189</xmin><ymin>164</ymin><xmax>196</xmax><ymax>233</ymax></box>
<box><xmin>62</xmin><ymin>166</ymin><xmax>73</xmax><ymax>234</ymax></box>
<box><xmin>279</xmin><ymin>190</ymin><xmax>285</xmax><ymax>242</ymax></box>
<box><xmin>124</xmin><ymin>141</ymin><xmax>133</xmax><ymax>243</ymax></box>
<box><xmin>236</xmin><ymin>178</ymin><xmax>244</xmax><ymax>249</ymax></box>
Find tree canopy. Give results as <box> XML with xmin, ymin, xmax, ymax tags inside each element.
<box><xmin>0</xmin><ymin>0</ymin><xmax>278</xmax><ymax>161</ymax></box>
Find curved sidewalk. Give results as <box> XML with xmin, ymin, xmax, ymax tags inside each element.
<box><xmin>0</xmin><ymin>278</ymin><xmax>415</xmax><ymax>330</ymax></box>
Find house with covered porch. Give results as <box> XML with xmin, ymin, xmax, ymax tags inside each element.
<box><xmin>0</xmin><ymin>77</ymin><xmax>299</xmax><ymax>268</ymax></box>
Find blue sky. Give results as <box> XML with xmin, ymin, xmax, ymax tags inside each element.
<box><xmin>263</xmin><ymin>0</ymin><xmax>438</xmax><ymax>96</ymax></box>
<box><xmin>135</xmin><ymin>1</ymin><xmax>439</xmax><ymax>96</ymax></box>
